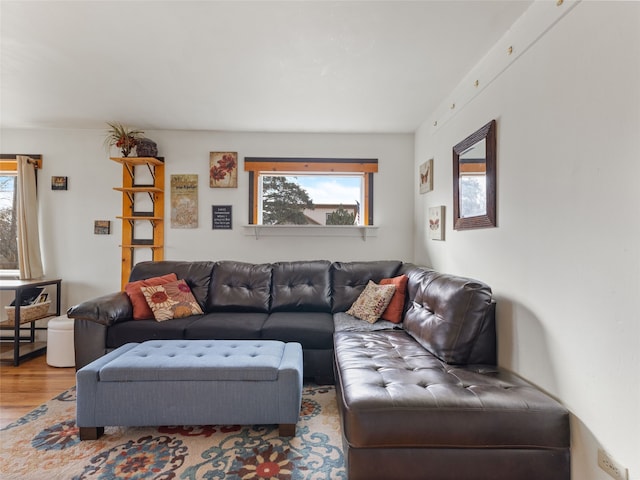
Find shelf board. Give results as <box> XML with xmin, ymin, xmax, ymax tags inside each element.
<box><xmin>113</xmin><ymin>186</ymin><xmax>163</xmax><ymax>193</ymax></box>
<box><xmin>110</xmin><ymin>156</ymin><xmax>164</xmax><ymax>166</ymax></box>
<box><xmin>0</xmin><ymin>341</ymin><xmax>47</xmax><ymax>361</ymax></box>
<box><xmin>242</xmin><ymin>224</ymin><xmax>379</xmax><ymax>241</ymax></box>
<box><xmin>117</xmin><ymin>216</ymin><xmax>163</xmax><ymax>221</ymax></box>
<box><xmin>120</xmin><ymin>244</ymin><xmax>163</xmax><ymax>249</ymax></box>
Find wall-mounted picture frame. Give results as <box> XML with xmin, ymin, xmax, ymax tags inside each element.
<box><xmin>171</xmin><ymin>174</ymin><xmax>199</xmax><ymax>228</ymax></box>
<box><xmin>51</xmin><ymin>176</ymin><xmax>68</xmax><ymax>190</ymax></box>
<box><xmin>212</xmin><ymin>205</ymin><xmax>233</xmax><ymax>230</ymax></box>
<box><xmin>428</xmin><ymin>206</ymin><xmax>445</xmax><ymax>240</ymax></box>
<box><xmin>210</xmin><ymin>152</ymin><xmax>238</xmax><ymax>188</ymax></box>
<box><xmin>94</xmin><ymin>220</ymin><xmax>111</xmax><ymax>235</ymax></box>
<box><xmin>419</xmin><ymin>159</ymin><xmax>433</xmax><ymax>194</ymax></box>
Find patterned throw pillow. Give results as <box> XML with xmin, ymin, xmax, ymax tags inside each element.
<box><xmin>140</xmin><ymin>279</ymin><xmax>204</xmax><ymax>322</ymax></box>
<box><xmin>346</xmin><ymin>280</ymin><xmax>396</xmax><ymax>324</ymax></box>
<box><xmin>124</xmin><ymin>273</ymin><xmax>178</xmax><ymax>320</ymax></box>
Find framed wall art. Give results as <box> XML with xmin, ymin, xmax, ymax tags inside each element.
<box><xmin>171</xmin><ymin>174</ymin><xmax>199</xmax><ymax>228</ymax></box>
<box><xmin>94</xmin><ymin>220</ymin><xmax>111</xmax><ymax>235</ymax></box>
<box><xmin>210</xmin><ymin>152</ymin><xmax>238</xmax><ymax>188</ymax></box>
<box><xmin>419</xmin><ymin>159</ymin><xmax>433</xmax><ymax>194</ymax></box>
<box><xmin>212</xmin><ymin>205</ymin><xmax>232</xmax><ymax>230</ymax></box>
<box><xmin>428</xmin><ymin>206</ymin><xmax>445</xmax><ymax>241</ymax></box>
<box><xmin>51</xmin><ymin>176</ymin><xmax>68</xmax><ymax>190</ymax></box>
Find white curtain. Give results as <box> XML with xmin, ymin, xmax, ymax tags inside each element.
<box><xmin>16</xmin><ymin>156</ymin><xmax>44</xmax><ymax>279</ymax></box>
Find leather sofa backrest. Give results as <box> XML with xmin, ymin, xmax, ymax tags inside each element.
<box><xmin>206</xmin><ymin>261</ymin><xmax>272</xmax><ymax>313</ymax></box>
<box><xmin>270</xmin><ymin>261</ymin><xmax>332</xmax><ymax>312</ymax></box>
<box><xmin>402</xmin><ymin>266</ymin><xmax>495</xmax><ymax>365</ymax></box>
<box><xmin>128</xmin><ymin>260</ymin><xmax>496</xmax><ymax>366</ymax></box>
<box><xmin>331</xmin><ymin>260</ymin><xmax>403</xmax><ymax>313</ymax></box>
<box><xmin>129</xmin><ymin>261</ymin><xmax>215</xmax><ymax>308</ymax></box>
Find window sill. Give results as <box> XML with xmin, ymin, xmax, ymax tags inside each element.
<box><xmin>243</xmin><ymin>225</ymin><xmax>378</xmax><ymax>241</ymax></box>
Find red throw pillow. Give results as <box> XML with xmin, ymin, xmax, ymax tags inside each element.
<box><xmin>379</xmin><ymin>274</ymin><xmax>409</xmax><ymax>323</ymax></box>
<box><xmin>124</xmin><ymin>273</ymin><xmax>178</xmax><ymax>320</ymax></box>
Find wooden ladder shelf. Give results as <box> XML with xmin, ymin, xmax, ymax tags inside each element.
<box><xmin>111</xmin><ymin>157</ymin><xmax>165</xmax><ymax>288</ymax></box>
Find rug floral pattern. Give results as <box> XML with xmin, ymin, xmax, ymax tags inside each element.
<box><xmin>0</xmin><ymin>385</ymin><xmax>345</xmax><ymax>480</ymax></box>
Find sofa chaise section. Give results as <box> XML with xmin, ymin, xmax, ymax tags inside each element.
<box><xmin>333</xmin><ymin>268</ymin><xmax>570</xmax><ymax>480</ymax></box>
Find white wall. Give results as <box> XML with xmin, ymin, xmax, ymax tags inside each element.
<box><xmin>0</xmin><ymin>130</ymin><xmax>414</xmax><ymax>310</ymax></box>
<box><xmin>414</xmin><ymin>2</ymin><xmax>639</xmax><ymax>479</ymax></box>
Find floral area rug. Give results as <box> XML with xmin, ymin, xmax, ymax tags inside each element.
<box><xmin>0</xmin><ymin>384</ymin><xmax>345</xmax><ymax>479</ymax></box>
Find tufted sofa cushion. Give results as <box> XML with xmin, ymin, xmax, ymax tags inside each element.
<box><xmin>129</xmin><ymin>261</ymin><xmax>215</xmax><ymax>309</ymax></box>
<box><xmin>331</xmin><ymin>260</ymin><xmax>402</xmax><ymax>313</ymax></box>
<box><xmin>207</xmin><ymin>261</ymin><xmax>272</xmax><ymax>313</ymax></box>
<box><xmin>270</xmin><ymin>261</ymin><xmax>332</xmax><ymax>312</ymax></box>
<box><xmin>403</xmin><ymin>269</ymin><xmax>494</xmax><ymax>365</ymax></box>
<box><xmin>334</xmin><ymin>330</ymin><xmax>570</xmax><ymax>449</ymax></box>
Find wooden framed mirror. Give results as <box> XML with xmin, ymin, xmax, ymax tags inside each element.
<box><xmin>453</xmin><ymin>119</ymin><xmax>496</xmax><ymax>230</ymax></box>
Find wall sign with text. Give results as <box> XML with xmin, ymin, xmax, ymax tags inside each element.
<box><xmin>212</xmin><ymin>205</ymin><xmax>232</xmax><ymax>230</ymax></box>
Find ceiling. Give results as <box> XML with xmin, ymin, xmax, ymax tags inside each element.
<box><xmin>0</xmin><ymin>1</ymin><xmax>531</xmax><ymax>134</ymax></box>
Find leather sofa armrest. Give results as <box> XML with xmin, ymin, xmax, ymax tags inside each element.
<box><xmin>67</xmin><ymin>292</ymin><xmax>133</xmax><ymax>326</ymax></box>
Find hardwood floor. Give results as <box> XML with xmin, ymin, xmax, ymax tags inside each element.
<box><xmin>0</xmin><ymin>353</ymin><xmax>76</xmax><ymax>428</ymax></box>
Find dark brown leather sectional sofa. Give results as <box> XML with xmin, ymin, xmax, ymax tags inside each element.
<box><xmin>68</xmin><ymin>259</ymin><xmax>570</xmax><ymax>479</ymax></box>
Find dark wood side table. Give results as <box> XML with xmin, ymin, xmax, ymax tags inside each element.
<box><xmin>0</xmin><ymin>278</ymin><xmax>62</xmax><ymax>366</ymax></box>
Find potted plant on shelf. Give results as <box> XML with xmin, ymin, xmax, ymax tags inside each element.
<box><xmin>104</xmin><ymin>122</ymin><xmax>145</xmax><ymax>157</ymax></box>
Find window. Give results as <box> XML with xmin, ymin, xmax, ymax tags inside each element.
<box><xmin>245</xmin><ymin>158</ymin><xmax>377</xmax><ymax>226</ymax></box>
<box><xmin>0</xmin><ymin>172</ymin><xmax>18</xmax><ymax>271</ymax></box>
<box><xmin>0</xmin><ymin>155</ymin><xmax>42</xmax><ymax>275</ymax></box>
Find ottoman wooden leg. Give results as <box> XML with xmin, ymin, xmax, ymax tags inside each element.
<box><xmin>279</xmin><ymin>423</ymin><xmax>296</xmax><ymax>437</ymax></box>
<box><xmin>79</xmin><ymin>427</ymin><xmax>104</xmax><ymax>440</ymax></box>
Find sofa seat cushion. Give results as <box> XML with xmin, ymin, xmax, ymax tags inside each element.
<box><xmin>334</xmin><ymin>331</ymin><xmax>570</xmax><ymax>449</ymax></box>
<box><xmin>333</xmin><ymin>312</ymin><xmax>400</xmax><ymax>333</ymax></box>
<box><xmin>262</xmin><ymin>312</ymin><xmax>334</xmax><ymax>349</ymax></box>
<box><xmin>185</xmin><ymin>313</ymin><xmax>268</xmax><ymax>340</ymax></box>
<box><xmin>99</xmin><ymin>340</ymin><xmax>286</xmax><ymax>382</ymax></box>
<box><xmin>106</xmin><ymin>317</ymin><xmax>197</xmax><ymax>348</ymax></box>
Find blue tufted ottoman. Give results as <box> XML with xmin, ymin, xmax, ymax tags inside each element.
<box><xmin>76</xmin><ymin>339</ymin><xmax>303</xmax><ymax>439</ymax></box>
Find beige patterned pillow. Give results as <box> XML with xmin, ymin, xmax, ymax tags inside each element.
<box><xmin>141</xmin><ymin>279</ymin><xmax>203</xmax><ymax>322</ymax></box>
<box><xmin>346</xmin><ymin>280</ymin><xmax>396</xmax><ymax>324</ymax></box>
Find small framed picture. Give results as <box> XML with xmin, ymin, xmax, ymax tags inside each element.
<box><xmin>212</xmin><ymin>205</ymin><xmax>233</xmax><ymax>230</ymax></box>
<box><xmin>428</xmin><ymin>206</ymin><xmax>445</xmax><ymax>240</ymax></box>
<box><xmin>94</xmin><ymin>220</ymin><xmax>111</xmax><ymax>235</ymax></box>
<box><xmin>210</xmin><ymin>152</ymin><xmax>238</xmax><ymax>188</ymax></box>
<box><xmin>419</xmin><ymin>159</ymin><xmax>433</xmax><ymax>194</ymax></box>
<box><xmin>51</xmin><ymin>176</ymin><xmax>68</xmax><ymax>190</ymax></box>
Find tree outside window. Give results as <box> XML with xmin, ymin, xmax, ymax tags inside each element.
<box><xmin>0</xmin><ymin>174</ymin><xmax>18</xmax><ymax>270</ymax></box>
<box><xmin>261</xmin><ymin>176</ymin><xmax>315</xmax><ymax>225</ymax></box>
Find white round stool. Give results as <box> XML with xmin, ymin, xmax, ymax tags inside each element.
<box><xmin>47</xmin><ymin>315</ymin><xmax>75</xmax><ymax>367</ymax></box>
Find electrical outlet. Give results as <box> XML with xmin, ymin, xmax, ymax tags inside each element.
<box><xmin>598</xmin><ymin>449</ymin><xmax>628</xmax><ymax>480</ymax></box>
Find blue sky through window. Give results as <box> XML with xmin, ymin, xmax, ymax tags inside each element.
<box><xmin>290</xmin><ymin>175</ymin><xmax>362</xmax><ymax>204</ymax></box>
